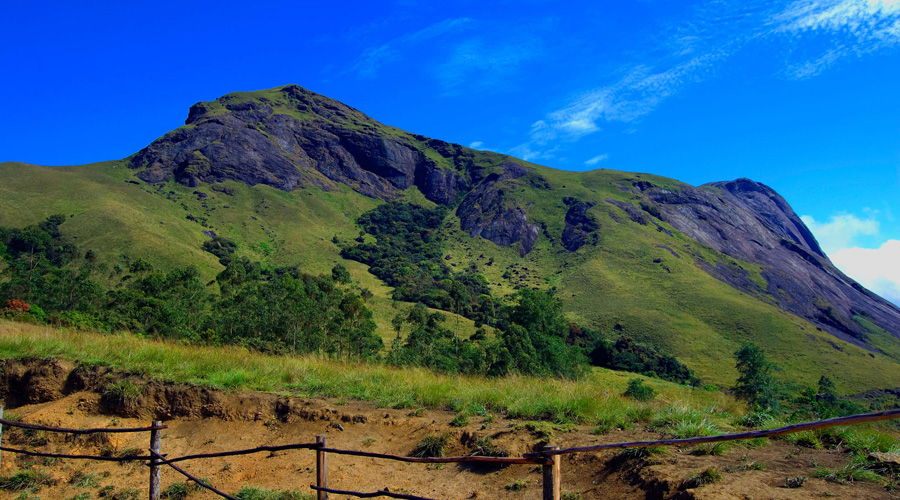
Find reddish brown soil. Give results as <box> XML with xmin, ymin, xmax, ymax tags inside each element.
<box><xmin>0</xmin><ymin>359</ymin><xmax>895</xmax><ymax>499</ymax></box>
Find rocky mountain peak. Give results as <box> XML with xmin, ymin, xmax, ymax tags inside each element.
<box><xmin>130</xmin><ymin>85</ymin><xmax>472</xmax><ymax>203</ymax></box>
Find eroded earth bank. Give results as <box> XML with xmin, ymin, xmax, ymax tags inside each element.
<box><xmin>0</xmin><ymin>359</ymin><xmax>892</xmax><ymax>500</ymax></box>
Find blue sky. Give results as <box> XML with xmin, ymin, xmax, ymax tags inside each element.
<box><xmin>2</xmin><ymin>0</ymin><xmax>899</xmax><ymax>303</ymax></box>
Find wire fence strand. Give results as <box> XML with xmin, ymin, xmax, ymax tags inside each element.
<box><xmin>0</xmin><ymin>445</ymin><xmax>152</xmax><ymax>462</ymax></box>
<box><xmin>3</xmin><ymin>407</ymin><xmax>900</xmax><ymax>500</ymax></box>
<box><xmin>310</xmin><ymin>485</ymin><xmax>438</xmax><ymax>499</ymax></box>
<box><xmin>319</xmin><ymin>446</ymin><xmax>548</xmax><ymax>465</ymax></box>
<box><xmin>0</xmin><ymin>417</ymin><xmax>166</xmax><ymax>434</ymax></box>
<box><xmin>154</xmin><ymin>442</ymin><xmax>320</xmax><ymax>465</ymax></box>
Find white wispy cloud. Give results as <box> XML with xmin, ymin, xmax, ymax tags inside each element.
<box><xmin>350</xmin><ymin>18</ymin><xmax>474</xmax><ymax>78</ymax></box>
<box><xmin>468</xmin><ymin>141</ymin><xmax>484</xmax><ymax>149</ymax></box>
<box><xmin>433</xmin><ymin>37</ymin><xmax>543</xmax><ymax>95</ymax></box>
<box><xmin>514</xmin><ymin>0</ymin><xmax>900</xmax><ymax>158</ymax></box>
<box><xmin>773</xmin><ymin>0</ymin><xmax>900</xmax><ymax>79</ymax></box>
<box><xmin>773</xmin><ymin>0</ymin><xmax>900</xmax><ymax>35</ymax></box>
<box><xmin>508</xmin><ymin>143</ymin><xmax>560</xmax><ymax>162</ymax></box>
<box><xmin>541</xmin><ymin>54</ymin><xmax>723</xmax><ymax>142</ymax></box>
<box><xmin>584</xmin><ymin>153</ymin><xmax>609</xmax><ymax>166</ymax></box>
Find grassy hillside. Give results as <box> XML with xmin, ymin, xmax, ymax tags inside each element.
<box><xmin>3</xmin><ymin>159</ymin><xmax>900</xmax><ymax>392</ymax></box>
<box><xmin>0</xmin><ymin>161</ymin><xmax>478</xmax><ymax>341</ymax></box>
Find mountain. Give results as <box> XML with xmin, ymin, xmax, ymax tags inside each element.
<box><xmin>3</xmin><ymin>84</ymin><xmax>900</xmax><ymax>390</ymax></box>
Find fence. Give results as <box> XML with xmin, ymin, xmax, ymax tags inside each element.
<box><xmin>1</xmin><ymin>408</ymin><xmax>900</xmax><ymax>500</ymax></box>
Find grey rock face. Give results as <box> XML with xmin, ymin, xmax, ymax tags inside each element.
<box><xmin>561</xmin><ymin>200</ymin><xmax>599</xmax><ymax>251</ymax></box>
<box><xmin>643</xmin><ymin>178</ymin><xmax>900</xmax><ymax>346</ymax></box>
<box><xmin>604</xmin><ymin>199</ymin><xmax>649</xmax><ymax>225</ymax></box>
<box><xmin>457</xmin><ymin>163</ymin><xmax>541</xmax><ymax>256</ymax></box>
<box><xmin>130</xmin><ymin>85</ymin><xmax>470</xmax><ymax>205</ymax></box>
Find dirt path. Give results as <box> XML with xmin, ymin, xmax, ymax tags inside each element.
<box><xmin>0</xmin><ymin>359</ymin><xmax>893</xmax><ymax>499</ymax></box>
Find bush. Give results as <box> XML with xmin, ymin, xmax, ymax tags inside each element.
<box><xmin>624</xmin><ymin>378</ymin><xmax>655</xmax><ymax>401</ymax></box>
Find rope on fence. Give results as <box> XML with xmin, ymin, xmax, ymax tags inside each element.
<box><xmin>0</xmin><ymin>417</ymin><xmax>166</xmax><ymax>434</ymax></box>
<box><xmin>318</xmin><ymin>447</ymin><xmax>549</xmax><ymax>465</ymax></box>
<box><xmin>523</xmin><ymin>407</ymin><xmax>900</xmax><ymax>458</ymax></box>
<box><xmin>309</xmin><ymin>485</ymin><xmax>438</xmax><ymax>500</ymax></box>
<box><xmin>154</xmin><ymin>442</ymin><xmax>320</xmax><ymax>465</ymax></box>
<box><xmin>0</xmin><ymin>445</ymin><xmax>152</xmax><ymax>462</ymax></box>
<box><xmin>149</xmin><ymin>450</ymin><xmax>239</xmax><ymax>500</ymax></box>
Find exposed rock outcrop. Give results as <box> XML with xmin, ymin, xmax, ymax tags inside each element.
<box><xmin>642</xmin><ymin>178</ymin><xmax>900</xmax><ymax>347</ymax></box>
<box><xmin>561</xmin><ymin>198</ymin><xmax>599</xmax><ymax>251</ymax></box>
<box><xmin>131</xmin><ymin>85</ymin><xmax>471</xmax><ymax>205</ymax></box>
<box><xmin>457</xmin><ymin>163</ymin><xmax>540</xmax><ymax>255</ymax></box>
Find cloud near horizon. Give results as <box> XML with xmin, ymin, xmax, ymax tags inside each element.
<box><xmin>584</xmin><ymin>153</ymin><xmax>609</xmax><ymax>166</ymax></box>
<box><xmin>800</xmin><ymin>212</ymin><xmax>880</xmax><ymax>254</ymax></box>
<box><xmin>831</xmin><ymin>240</ymin><xmax>900</xmax><ymax>306</ymax></box>
<box><xmin>802</xmin><ymin>211</ymin><xmax>900</xmax><ymax>306</ymax></box>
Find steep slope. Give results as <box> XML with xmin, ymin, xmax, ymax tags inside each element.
<box><xmin>3</xmin><ymin>84</ymin><xmax>900</xmax><ymax>390</ymax></box>
<box><xmin>642</xmin><ymin>178</ymin><xmax>900</xmax><ymax>348</ymax></box>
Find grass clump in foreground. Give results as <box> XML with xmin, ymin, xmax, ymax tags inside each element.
<box><xmin>682</xmin><ymin>467</ymin><xmax>723</xmax><ymax>489</ymax></box>
<box><xmin>412</xmin><ymin>434</ymin><xmax>450</xmax><ymax>458</ymax></box>
<box><xmin>0</xmin><ymin>469</ymin><xmax>54</xmax><ymax>491</ymax></box>
<box><xmin>0</xmin><ymin>320</ymin><xmax>740</xmax><ymax>427</ymax></box>
<box><xmin>236</xmin><ymin>486</ymin><xmax>313</xmax><ymax>500</ymax></box>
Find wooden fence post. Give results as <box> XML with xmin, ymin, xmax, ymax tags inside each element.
<box><xmin>542</xmin><ymin>445</ymin><xmax>560</xmax><ymax>500</ymax></box>
<box><xmin>316</xmin><ymin>435</ymin><xmax>328</xmax><ymax>500</ymax></box>
<box><xmin>1</xmin><ymin>405</ymin><xmax>4</xmax><ymax>473</ymax></box>
<box><xmin>149</xmin><ymin>420</ymin><xmax>162</xmax><ymax>500</ymax></box>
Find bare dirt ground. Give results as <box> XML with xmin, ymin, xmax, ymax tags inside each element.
<box><xmin>0</xmin><ymin>359</ymin><xmax>895</xmax><ymax>499</ymax></box>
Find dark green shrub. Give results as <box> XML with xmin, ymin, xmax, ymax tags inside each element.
<box><xmin>625</xmin><ymin>378</ymin><xmax>655</xmax><ymax>401</ymax></box>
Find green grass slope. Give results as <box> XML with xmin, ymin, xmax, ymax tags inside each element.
<box><xmin>438</xmin><ymin>166</ymin><xmax>900</xmax><ymax>391</ymax></box>
<box><xmin>3</xmin><ymin>155</ymin><xmax>900</xmax><ymax>393</ymax></box>
<box><xmin>0</xmin><ymin>161</ymin><xmax>478</xmax><ymax>341</ymax></box>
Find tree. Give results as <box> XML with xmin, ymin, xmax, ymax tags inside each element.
<box><xmin>733</xmin><ymin>343</ymin><xmax>777</xmax><ymax>410</ymax></box>
<box><xmin>818</xmin><ymin>375</ymin><xmax>836</xmax><ymax>400</ymax></box>
<box><xmin>331</xmin><ymin>264</ymin><xmax>351</xmax><ymax>284</ymax></box>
